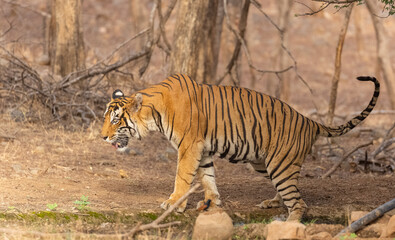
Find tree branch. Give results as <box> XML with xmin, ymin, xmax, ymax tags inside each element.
<box><xmin>313</xmin><ymin>0</ymin><xmax>360</xmax><ymax>3</ymax></box>
<box><xmin>251</xmin><ymin>0</ymin><xmax>316</xmax><ymax>97</ymax></box>
<box><xmin>124</xmin><ymin>183</ymin><xmax>201</xmax><ymax>237</ymax></box>
<box><xmin>322</xmin><ymin>141</ymin><xmax>373</xmax><ymax>179</ymax></box>
<box><xmin>294</xmin><ymin>2</ymin><xmax>331</xmax><ymax>17</ymax></box>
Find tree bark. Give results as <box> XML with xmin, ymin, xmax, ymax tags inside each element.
<box><xmin>365</xmin><ymin>0</ymin><xmax>395</xmax><ymax>109</ymax></box>
<box><xmin>169</xmin><ymin>0</ymin><xmax>219</xmax><ymax>83</ymax></box>
<box><xmin>326</xmin><ymin>4</ymin><xmax>353</xmax><ymax>125</ymax></box>
<box><xmin>274</xmin><ymin>0</ymin><xmax>293</xmax><ymax>101</ymax></box>
<box><xmin>129</xmin><ymin>0</ymin><xmax>146</xmax><ymax>49</ymax></box>
<box><xmin>201</xmin><ymin>0</ymin><xmax>224</xmax><ymax>84</ymax></box>
<box><xmin>50</xmin><ymin>0</ymin><xmax>85</xmax><ymax>78</ymax></box>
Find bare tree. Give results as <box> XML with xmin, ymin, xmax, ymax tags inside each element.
<box><xmin>365</xmin><ymin>0</ymin><xmax>395</xmax><ymax>109</ymax></box>
<box><xmin>50</xmin><ymin>0</ymin><xmax>85</xmax><ymax>78</ymax></box>
<box><xmin>200</xmin><ymin>0</ymin><xmax>224</xmax><ymax>84</ymax></box>
<box><xmin>273</xmin><ymin>0</ymin><xmax>293</xmax><ymax>101</ymax></box>
<box><xmin>326</xmin><ymin>3</ymin><xmax>354</xmax><ymax>125</ymax></box>
<box><xmin>129</xmin><ymin>0</ymin><xmax>147</xmax><ymax>49</ymax></box>
<box><xmin>169</xmin><ymin>0</ymin><xmax>219</xmax><ymax>83</ymax></box>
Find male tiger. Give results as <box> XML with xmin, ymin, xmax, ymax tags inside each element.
<box><xmin>101</xmin><ymin>74</ymin><xmax>379</xmax><ymax>221</ymax></box>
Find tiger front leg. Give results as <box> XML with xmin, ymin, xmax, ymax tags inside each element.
<box><xmin>160</xmin><ymin>142</ymin><xmax>203</xmax><ymax>212</ymax></box>
<box><xmin>196</xmin><ymin>157</ymin><xmax>221</xmax><ymax>210</ymax></box>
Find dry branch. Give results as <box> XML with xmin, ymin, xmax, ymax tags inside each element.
<box><xmin>322</xmin><ymin>141</ymin><xmax>373</xmax><ymax>178</ymax></box>
<box><xmin>217</xmin><ymin>0</ymin><xmax>299</xmax><ymax>88</ymax></box>
<box><xmin>294</xmin><ymin>2</ymin><xmax>330</xmax><ymax>17</ymax></box>
<box><xmin>1</xmin><ymin>0</ymin><xmax>51</xmax><ymax>18</ymax></box>
<box><xmin>250</xmin><ymin>0</ymin><xmax>316</xmax><ymax>98</ymax></box>
<box><xmin>124</xmin><ymin>183</ymin><xmax>201</xmax><ymax>237</ymax></box>
<box><xmin>371</xmin><ymin>137</ymin><xmax>395</xmax><ymax>159</ymax></box>
<box><xmin>59</xmin><ymin>49</ymin><xmax>150</xmax><ymax>89</ymax></box>
<box><xmin>216</xmin><ymin>0</ymin><xmax>251</xmax><ymax>86</ymax></box>
<box><xmin>313</xmin><ymin>0</ymin><xmax>359</xmax><ymax>3</ymax></box>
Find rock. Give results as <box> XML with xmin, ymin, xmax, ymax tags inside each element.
<box><xmin>350</xmin><ymin>211</ymin><xmax>390</xmax><ymax>225</ymax></box>
<box><xmin>360</xmin><ymin>223</ymin><xmax>386</xmax><ymax>238</ymax></box>
<box><xmin>307</xmin><ymin>231</ymin><xmax>332</xmax><ymax>240</ymax></box>
<box><xmin>9</xmin><ymin>109</ymin><xmax>25</xmax><ymax>122</ymax></box>
<box><xmin>381</xmin><ymin>215</ymin><xmax>395</xmax><ymax>238</ymax></box>
<box><xmin>37</xmin><ymin>54</ymin><xmax>50</xmax><ymax>65</ymax></box>
<box><xmin>11</xmin><ymin>164</ymin><xmax>23</xmax><ymax>174</ymax></box>
<box><xmin>192</xmin><ymin>209</ymin><xmax>233</xmax><ymax>240</ymax></box>
<box><xmin>234</xmin><ymin>223</ymin><xmax>266</xmax><ymax>239</ymax></box>
<box><xmin>119</xmin><ymin>169</ymin><xmax>128</xmax><ymax>178</ymax></box>
<box><xmin>263</xmin><ymin>220</ymin><xmax>306</xmax><ymax>240</ymax></box>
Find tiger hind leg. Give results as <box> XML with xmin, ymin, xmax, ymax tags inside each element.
<box><xmin>196</xmin><ymin>157</ymin><xmax>221</xmax><ymax>210</ymax></box>
<box><xmin>272</xmin><ymin>168</ymin><xmax>307</xmax><ymax>222</ymax></box>
<box><xmin>250</xmin><ymin>163</ymin><xmax>284</xmax><ymax>209</ymax></box>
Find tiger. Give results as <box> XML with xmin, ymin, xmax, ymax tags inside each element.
<box><xmin>101</xmin><ymin>74</ymin><xmax>379</xmax><ymax>221</ymax></box>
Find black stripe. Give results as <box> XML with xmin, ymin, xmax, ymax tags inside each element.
<box><xmin>200</xmin><ymin>162</ymin><xmax>214</xmax><ymax>168</ymax></box>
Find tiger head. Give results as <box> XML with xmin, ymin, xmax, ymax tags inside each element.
<box><xmin>101</xmin><ymin>89</ymin><xmax>143</xmax><ymax>151</ymax></box>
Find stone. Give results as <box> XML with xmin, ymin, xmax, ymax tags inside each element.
<box><xmin>263</xmin><ymin>220</ymin><xmax>306</xmax><ymax>240</ymax></box>
<box><xmin>192</xmin><ymin>209</ymin><xmax>233</xmax><ymax>240</ymax></box>
<box><xmin>381</xmin><ymin>215</ymin><xmax>395</xmax><ymax>238</ymax></box>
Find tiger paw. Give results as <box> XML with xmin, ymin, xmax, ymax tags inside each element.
<box><xmin>160</xmin><ymin>198</ymin><xmax>187</xmax><ymax>212</ymax></box>
<box><xmin>257</xmin><ymin>199</ymin><xmax>282</xmax><ymax>209</ymax></box>
<box><xmin>196</xmin><ymin>198</ymin><xmax>221</xmax><ymax>210</ymax></box>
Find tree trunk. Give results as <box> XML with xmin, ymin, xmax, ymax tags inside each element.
<box><xmin>274</xmin><ymin>0</ymin><xmax>293</xmax><ymax>101</ymax></box>
<box><xmin>326</xmin><ymin>4</ymin><xmax>353</xmax><ymax>125</ymax></box>
<box><xmin>129</xmin><ymin>0</ymin><xmax>146</xmax><ymax>49</ymax></box>
<box><xmin>202</xmin><ymin>0</ymin><xmax>224</xmax><ymax>84</ymax></box>
<box><xmin>365</xmin><ymin>0</ymin><xmax>395</xmax><ymax>109</ymax></box>
<box><xmin>169</xmin><ymin>0</ymin><xmax>219</xmax><ymax>83</ymax></box>
<box><xmin>50</xmin><ymin>0</ymin><xmax>85</xmax><ymax>78</ymax></box>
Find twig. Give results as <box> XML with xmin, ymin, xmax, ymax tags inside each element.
<box><xmin>295</xmin><ymin>2</ymin><xmax>331</xmax><ymax>17</ymax></box>
<box><xmin>0</xmin><ymin>16</ymin><xmax>13</xmax><ymax>38</ymax></box>
<box><xmin>216</xmin><ymin>0</ymin><xmax>251</xmax><ymax>85</ymax></box>
<box><xmin>217</xmin><ymin>0</ymin><xmax>296</xmax><ymax>86</ymax></box>
<box><xmin>155</xmin><ymin>0</ymin><xmax>172</xmax><ymax>53</ymax></box>
<box><xmin>322</xmin><ymin>141</ymin><xmax>373</xmax><ymax>178</ymax></box>
<box><xmin>385</xmin><ymin>121</ymin><xmax>395</xmax><ymax>138</ymax></box>
<box><xmin>58</xmin><ymin>50</ymin><xmax>150</xmax><ymax>89</ymax></box>
<box><xmin>1</xmin><ymin>0</ymin><xmax>51</xmax><ymax>18</ymax></box>
<box><xmin>371</xmin><ymin>137</ymin><xmax>395</xmax><ymax>159</ymax></box>
<box><xmin>125</xmin><ymin>183</ymin><xmax>201</xmax><ymax>237</ymax></box>
<box><xmin>336</xmin><ymin>198</ymin><xmax>395</xmax><ymax>237</ymax></box>
<box><xmin>97</xmin><ymin>28</ymin><xmax>150</xmax><ymax>67</ymax></box>
<box><xmin>313</xmin><ymin>0</ymin><xmax>359</xmax><ymax>3</ymax></box>
<box><xmin>250</xmin><ymin>0</ymin><xmax>315</xmax><ymax>97</ymax></box>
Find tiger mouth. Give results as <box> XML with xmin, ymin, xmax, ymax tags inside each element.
<box><xmin>111</xmin><ymin>137</ymin><xmax>129</xmax><ymax>149</ymax></box>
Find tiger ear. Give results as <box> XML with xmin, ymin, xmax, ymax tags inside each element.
<box><xmin>131</xmin><ymin>93</ymin><xmax>143</xmax><ymax>112</ymax></box>
<box><xmin>112</xmin><ymin>89</ymin><xmax>124</xmax><ymax>99</ymax></box>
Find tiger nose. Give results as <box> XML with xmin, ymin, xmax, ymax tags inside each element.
<box><xmin>103</xmin><ymin>136</ymin><xmax>108</xmax><ymax>141</ymax></box>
